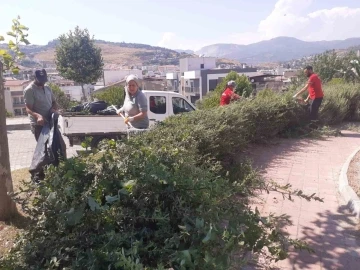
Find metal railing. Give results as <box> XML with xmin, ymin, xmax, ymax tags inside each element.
<box><xmin>184</xmin><ymin>87</ymin><xmax>200</xmax><ymax>94</ymax></box>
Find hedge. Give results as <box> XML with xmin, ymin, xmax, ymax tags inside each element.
<box><xmin>1</xmin><ymin>83</ymin><xmax>359</xmax><ymax>269</ymax></box>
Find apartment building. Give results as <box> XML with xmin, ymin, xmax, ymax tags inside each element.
<box><xmin>4</xmin><ymin>79</ymin><xmax>31</xmax><ymax>116</ymax></box>
<box><xmin>166</xmin><ymin>57</ymin><xmax>258</xmax><ymax>103</ymax></box>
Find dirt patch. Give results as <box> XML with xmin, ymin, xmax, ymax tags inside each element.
<box><xmin>0</xmin><ymin>168</ymin><xmax>31</xmax><ymax>259</ymax></box>
<box><xmin>348</xmin><ymin>150</ymin><xmax>360</xmax><ymax>197</ymax></box>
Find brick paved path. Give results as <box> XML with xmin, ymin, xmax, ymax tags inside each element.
<box><xmin>250</xmin><ymin>130</ymin><xmax>360</xmax><ymax>270</ymax></box>
<box><xmin>8</xmin><ymin>130</ymin><xmax>81</xmax><ymax>171</ymax></box>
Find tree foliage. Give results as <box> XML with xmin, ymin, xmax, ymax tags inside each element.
<box><xmin>0</xmin><ymin>16</ymin><xmax>30</xmax><ymax>74</ymax></box>
<box><xmin>197</xmin><ymin>71</ymin><xmax>253</xmax><ymax>109</ymax></box>
<box><xmin>309</xmin><ymin>50</ymin><xmax>360</xmax><ymax>84</ymax></box>
<box><xmin>48</xmin><ymin>83</ymin><xmax>79</xmax><ymax>110</ymax></box>
<box><xmin>93</xmin><ymin>86</ymin><xmax>125</xmax><ymax>106</ymax></box>
<box><xmin>55</xmin><ymin>26</ymin><xmax>104</xmax><ymax>100</ymax></box>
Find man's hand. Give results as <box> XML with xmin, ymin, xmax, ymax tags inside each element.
<box><xmin>36</xmin><ymin>115</ymin><xmax>44</xmax><ymax>126</ymax></box>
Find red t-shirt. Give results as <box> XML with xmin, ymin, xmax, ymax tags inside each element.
<box><xmin>220</xmin><ymin>88</ymin><xmax>233</xmax><ymax>106</ymax></box>
<box><xmin>308</xmin><ymin>73</ymin><xmax>324</xmax><ymax>100</ymax></box>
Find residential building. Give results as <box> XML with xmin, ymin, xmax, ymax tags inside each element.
<box><xmin>166</xmin><ymin>57</ymin><xmax>258</xmax><ymax>103</ymax></box>
<box><xmin>94</xmin><ymin>77</ymin><xmax>166</xmax><ymax>94</ymax></box>
<box><xmin>103</xmin><ymin>69</ymin><xmax>143</xmax><ymax>86</ymax></box>
<box><xmin>4</xmin><ymin>80</ymin><xmax>31</xmax><ymax>116</ymax></box>
<box><xmin>61</xmin><ymin>84</ymin><xmax>104</xmax><ymax>102</ymax></box>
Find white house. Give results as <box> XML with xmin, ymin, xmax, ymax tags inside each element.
<box><xmin>103</xmin><ymin>69</ymin><xmax>143</xmax><ymax>86</ymax></box>
<box><xmin>4</xmin><ymin>80</ymin><xmax>31</xmax><ymax>116</ymax></box>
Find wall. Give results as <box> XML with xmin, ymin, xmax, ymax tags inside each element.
<box><xmin>201</xmin><ymin>68</ymin><xmax>258</xmax><ymax>97</ymax></box>
<box><xmin>104</xmin><ymin>69</ymin><xmax>143</xmax><ymax>85</ymax></box>
<box><xmin>179</xmin><ymin>57</ymin><xmax>216</xmax><ymax>73</ymax></box>
<box><xmin>61</xmin><ymin>85</ymin><xmax>95</xmax><ymax>101</ymax></box>
<box><xmin>4</xmin><ymin>90</ymin><xmax>13</xmax><ymax>114</ymax></box>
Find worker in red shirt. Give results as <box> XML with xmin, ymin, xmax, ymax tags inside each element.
<box><xmin>294</xmin><ymin>66</ymin><xmax>324</xmax><ymax>121</ymax></box>
<box><xmin>220</xmin><ymin>80</ymin><xmax>241</xmax><ymax>106</ymax></box>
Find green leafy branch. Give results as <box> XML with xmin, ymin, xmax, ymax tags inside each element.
<box><xmin>0</xmin><ymin>15</ymin><xmax>30</xmax><ymax>74</ymax></box>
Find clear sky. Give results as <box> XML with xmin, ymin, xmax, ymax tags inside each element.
<box><xmin>0</xmin><ymin>0</ymin><xmax>359</xmax><ymax>51</ymax></box>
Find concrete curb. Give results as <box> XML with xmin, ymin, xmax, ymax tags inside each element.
<box><xmin>339</xmin><ymin>146</ymin><xmax>360</xmax><ymax>220</ymax></box>
<box><xmin>6</xmin><ymin>124</ymin><xmax>31</xmax><ymax>131</ymax></box>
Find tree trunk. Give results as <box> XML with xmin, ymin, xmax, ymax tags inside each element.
<box><xmin>81</xmin><ymin>84</ymin><xmax>87</xmax><ymax>102</ymax></box>
<box><xmin>0</xmin><ymin>62</ymin><xmax>17</xmax><ymax>220</ymax></box>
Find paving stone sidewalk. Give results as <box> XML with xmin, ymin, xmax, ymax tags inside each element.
<box><xmin>8</xmin><ymin>129</ymin><xmax>81</xmax><ymax>171</ymax></box>
<box><xmin>250</xmin><ymin>130</ymin><xmax>360</xmax><ymax>270</ymax></box>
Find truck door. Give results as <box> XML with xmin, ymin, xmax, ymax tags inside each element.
<box><xmin>171</xmin><ymin>96</ymin><xmax>196</xmax><ymax>116</ymax></box>
<box><xmin>147</xmin><ymin>93</ymin><xmax>169</xmax><ymax>125</ymax></box>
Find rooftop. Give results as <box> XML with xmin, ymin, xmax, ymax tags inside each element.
<box><xmin>4</xmin><ymin>80</ymin><xmax>31</xmax><ymax>87</ymax></box>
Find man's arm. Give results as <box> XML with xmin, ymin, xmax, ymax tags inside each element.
<box><xmin>294</xmin><ymin>83</ymin><xmax>309</xmax><ymax>97</ymax></box>
<box><xmin>25</xmin><ymin>104</ymin><xmax>44</xmax><ymax>126</ymax></box>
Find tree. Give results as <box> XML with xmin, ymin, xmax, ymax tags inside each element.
<box><xmin>310</xmin><ymin>50</ymin><xmax>343</xmax><ymax>83</ymax></box>
<box><xmin>197</xmin><ymin>71</ymin><xmax>252</xmax><ymax>109</ymax></box>
<box><xmin>48</xmin><ymin>83</ymin><xmax>78</xmax><ymax>110</ymax></box>
<box><xmin>0</xmin><ymin>16</ymin><xmax>29</xmax><ymax>220</ymax></box>
<box><xmin>55</xmin><ymin>27</ymin><xmax>104</xmax><ymax>101</ymax></box>
<box><xmin>93</xmin><ymin>86</ymin><xmax>125</xmax><ymax>106</ymax></box>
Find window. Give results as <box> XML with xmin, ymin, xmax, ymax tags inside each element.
<box><xmin>13</xmin><ymin>96</ymin><xmax>24</xmax><ymax>105</ymax></box>
<box><xmin>14</xmin><ymin>109</ymin><xmax>22</xmax><ymax>116</ymax></box>
<box><xmin>200</xmin><ymin>64</ymin><xmax>204</xmax><ymax>69</ymax></box>
<box><xmin>172</xmin><ymin>97</ymin><xmax>195</xmax><ymax>115</ymax></box>
<box><xmin>149</xmin><ymin>96</ymin><xmax>166</xmax><ymax>114</ymax></box>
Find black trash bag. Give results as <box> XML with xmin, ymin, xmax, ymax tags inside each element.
<box><xmin>29</xmin><ymin>113</ymin><xmax>67</xmax><ymax>182</ymax></box>
<box><xmin>69</xmin><ymin>102</ymin><xmax>88</xmax><ymax>112</ymax></box>
<box><xmin>84</xmin><ymin>101</ymin><xmax>108</xmax><ymax>114</ymax></box>
<box><xmin>97</xmin><ymin>105</ymin><xmax>118</xmax><ymax>115</ymax></box>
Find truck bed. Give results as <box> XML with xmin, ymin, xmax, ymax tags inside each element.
<box><xmin>59</xmin><ymin>115</ymin><xmax>128</xmax><ymax>136</ymax></box>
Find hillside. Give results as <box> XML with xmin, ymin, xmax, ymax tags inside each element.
<box><xmin>196</xmin><ymin>37</ymin><xmax>360</xmax><ymax>63</ymax></box>
<box><xmin>0</xmin><ymin>40</ymin><xmax>196</xmax><ymax>68</ymax></box>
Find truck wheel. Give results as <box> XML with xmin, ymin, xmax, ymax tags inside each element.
<box><xmin>91</xmin><ymin>136</ymin><xmax>108</xmax><ymax>149</ymax></box>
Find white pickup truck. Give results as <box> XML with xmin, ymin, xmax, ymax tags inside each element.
<box><xmin>58</xmin><ymin>90</ymin><xmax>196</xmax><ymax>147</ymax></box>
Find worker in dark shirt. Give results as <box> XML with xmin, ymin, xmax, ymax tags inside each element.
<box><xmin>220</xmin><ymin>81</ymin><xmax>241</xmax><ymax>106</ymax></box>
<box><xmin>294</xmin><ymin>66</ymin><xmax>324</xmax><ymax>121</ymax></box>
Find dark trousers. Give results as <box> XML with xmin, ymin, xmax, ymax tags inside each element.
<box><xmin>32</xmin><ymin>125</ymin><xmax>43</xmax><ymax>142</ymax></box>
<box><xmin>309</xmin><ymin>98</ymin><xmax>323</xmax><ymax>121</ymax></box>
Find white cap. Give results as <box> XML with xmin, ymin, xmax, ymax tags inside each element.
<box><xmin>227</xmin><ymin>80</ymin><xmax>236</xmax><ymax>87</ymax></box>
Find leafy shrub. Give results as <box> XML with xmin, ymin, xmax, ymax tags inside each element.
<box><xmin>319</xmin><ymin>83</ymin><xmax>360</xmax><ymax>123</ymax></box>
<box><xmin>197</xmin><ymin>71</ymin><xmax>253</xmax><ymax>109</ymax></box>
<box><xmin>2</xmin><ymin>140</ymin><xmax>306</xmax><ymax>270</ymax></box>
<box><xmin>4</xmin><ymin>82</ymin><xmax>359</xmax><ymax>269</ymax></box>
<box><xmin>326</xmin><ymin>78</ymin><xmax>346</xmax><ymax>86</ymax></box>
<box><xmin>93</xmin><ymin>86</ymin><xmax>125</xmax><ymax>106</ymax></box>
<box><xmin>5</xmin><ymin>110</ymin><xmax>13</xmax><ymax>118</ymax></box>
<box><xmin>49</xmin><ymin>83</ymin><xmax>79</xmax><ymax>110</ymax></box>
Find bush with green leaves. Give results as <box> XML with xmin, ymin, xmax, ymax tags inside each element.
<box><xmin>197</xmin><ymin>71</ymin><xmax>253</xmax><ymax>109</ymax></box>
<box><xmin>1</xmin><ymin>138</ymin><xmax>314</xmax><ymax>270</ymax></box>
<box><xmin>319</xmin><ymin>83</ymin><xmax>360</xmax><ymax>124</ymax></box>
<box><xmin>93</xmin><ymin>86</ymin><xmax>125</xmax><ymax>106</ymax></box>
<box><xmin>48</xmin><ymin>83</ymin><xmax>79</xmax><ymax>110</ymax></box>
<box><xmin>3</xmin><ymin>83</ymin><xmax>360</xmax><ymax>269</ymax></box>
<box><xmin>5</xmin><ymin>110</ymin><xmax>13</xmax><ymax>118</ymax></box>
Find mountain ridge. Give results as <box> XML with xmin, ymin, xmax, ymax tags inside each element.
<box><xmin>196</xmin><ymin>37</ymin><xmax>360</xmax><ymax>63</ymax></box>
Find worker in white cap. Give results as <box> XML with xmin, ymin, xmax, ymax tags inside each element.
<box><xmin>220</xmin><ymin>80</ymin><xmax>241</xmax><ymax>106</ymax></box>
